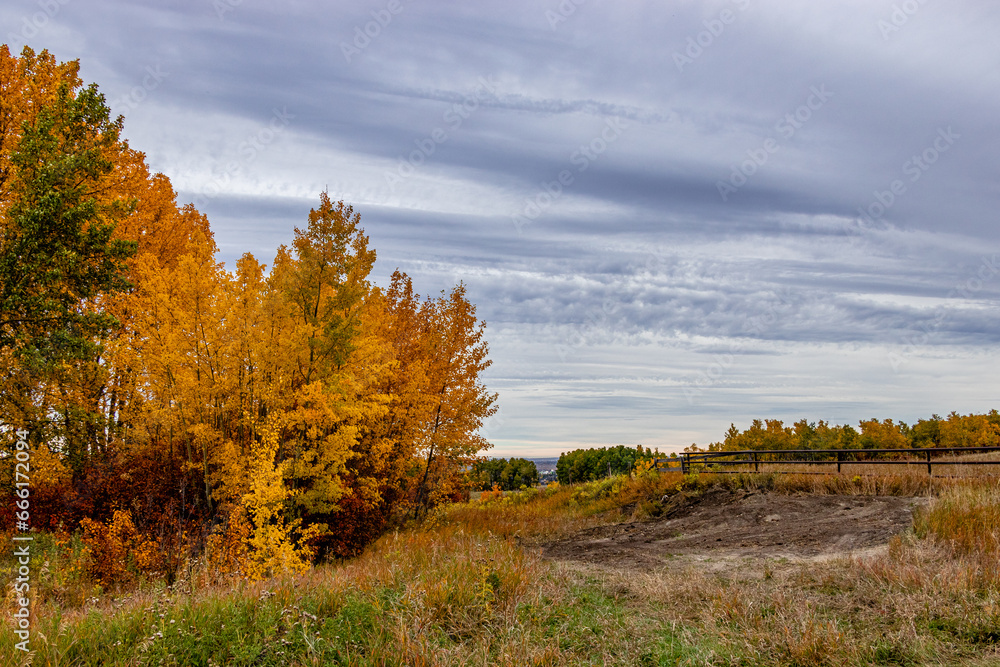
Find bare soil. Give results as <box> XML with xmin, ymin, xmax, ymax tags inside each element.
<box><xmin>541</xmin><ymin>488</ymin><xmax>930</xmax><ymax>569</ymax></box>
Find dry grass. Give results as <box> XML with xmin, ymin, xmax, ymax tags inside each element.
<box><xmin>682</xmin><ymin>468</ymin><xmax>998</xmax><ymax>498</ymax></box>
<box><xmin>916</xmin><ymin>482</ymin><xmax>1000</xmax><ymax>556</ymax></box>
<box><xmin>573</xmin><ymin>532</ymin><xmax>1000</xmax><ymax>666</ymax></box>
<box><xmin>694</xmin><ymin>449</ymin><xmax>1000</xmax><ymax>480</ymax></box>
<box><xmin>3</xmin><ymin>471</ymin><xmax>1000</xmax><ymax>665</ymax></box>
<box><xmin>443</xmin><ymin>471</ymin><xmax>684</xmax><ymax>542</ymax></box>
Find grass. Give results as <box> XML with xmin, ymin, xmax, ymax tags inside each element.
<box><xmin>689</xmin><ymin>448</ymin><xmax>1000</xmax><ymax>480</ymax></box>
<box><xmin>2</xmin><ymin>471</ymin><xmax>1000</xmax><ymax>665</ymax></box>
<box><xmin>680</xmin><ymin>467</ymin><xmax>987</xmax><ymax>497</ymax></box>
<box><xmin>915</xmin><ymin>482</ymin><xmax>1000</xmax><ymax>557</ymax></box>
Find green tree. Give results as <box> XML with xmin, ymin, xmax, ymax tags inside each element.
<box><xmin>1</xmin><ymin>52</ymin><xmax>137</xmax><ymax>486</ymax></box>
<box><xmin>473</xmin><ymin>457</ymin><xmax>538</xmax><ymax>491</ymax></box>
<box><xmin>0</xmin><ymin>77</ymin><xmax>135</xmax><ymax>364</ymax></box>
<box><xmin>556</xmin><ymin>445</ymin><xmax>654</xmax><ymax>484</ymax></box>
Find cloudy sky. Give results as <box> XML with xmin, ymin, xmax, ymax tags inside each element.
<box><xmin>5</xmin><ymin>0</ymin><xmax>1000</xmax><ymax>457</ymax></box>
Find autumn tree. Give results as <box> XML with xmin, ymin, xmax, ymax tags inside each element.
<box><xmin>0</xmin><ymin>47</ymin><xmax>217</xmax><ymax>546</ymax></box>
<box><xmin>398</xmin><ymin>281</ymin><xmax>497</xmax><ymax>515</ymax></box>
<box><xmin>266</xmin><ymin>194</ymin><xmax>391</xmax><ymax>540</ymax></box>
<box><xmin>857</xmin><ymin>418</ymin><xmax>908</xmax><ymax>450</ymax></box>
<box><xmin>0</xmin><ymin>46</ymin><xmax>501</xmax><ymax>576</ymax></box>
<box><xmin>938</xmin><ymin>411</ymin><xmax>1000</xmax><ymax>449</ymax></box>
<box><xmin>907</xmin><ymin>415</ymin><xmax>942</xmax><ymax>448</ymax></box>
<box><xmin>0</xmin><ymin>46</ymin><xmax>144</xmax><ymax>523</ymax></box>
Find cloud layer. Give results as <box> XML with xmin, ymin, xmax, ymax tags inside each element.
<box><xmin>5</xmin><ymin>0</ymin><xmax>999</xmax><ymax>455</ymax></box>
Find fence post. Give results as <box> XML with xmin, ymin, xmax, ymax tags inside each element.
<box><xmin>926</xmin><ymin>449</ymin><xmax>932</xmax><ymax>476</ymax></box>
<box><xmin>837</xmin><ymin>450</ymin><xmax>842</xmax><ymax>474</ymax></box>
<box><xmin>753</xmin><ymin>450</ymin><xmax>758</xmax><ymax>473</ymax></box>
<box><xmin>682</xmin><ymin>453</ymin><xmax>688</xmax><ymax>475</ymax></box>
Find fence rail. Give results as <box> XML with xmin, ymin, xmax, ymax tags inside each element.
<box><xmin>655</xmin><ymin>446</ymin><xmax>1000</xmax><ymax>476</ymax></box>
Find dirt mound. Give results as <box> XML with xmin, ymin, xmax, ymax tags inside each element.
<box><xmin>542</xmin><ymin>489</ymin><xmax>930</xmax><ymax>568</ymax></box>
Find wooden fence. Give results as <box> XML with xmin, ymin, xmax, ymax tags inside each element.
<box><xmin>655</xmin><ymin>446</ymin><xmax>1000</xmax><ymax>476</ymax></box>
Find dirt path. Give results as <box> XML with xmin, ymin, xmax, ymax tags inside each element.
<box><xmin>542</xmin><ymin>489</ymin><xmax>930</xmax><ymax>569</ymax></box>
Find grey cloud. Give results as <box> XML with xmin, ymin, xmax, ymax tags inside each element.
<box><xmin>15</xmin><ymin>0</ymin><xmax>1000</xmax><ymax>454</ymax></box>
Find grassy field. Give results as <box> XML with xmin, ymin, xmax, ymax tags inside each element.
<box><xmin>3</xmin><ymin>471</ymin><xmax>1000</xmax><ymax>666</ymax></box>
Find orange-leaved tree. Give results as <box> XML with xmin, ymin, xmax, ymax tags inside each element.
<box><xmin>1</xmin><ymin>43</ymin><xmax>501</xmax><ymax>578</ymax></box>
<box><xmin>408</xmin><ymin>279</ymin><xmax>498</xmax><ymax>516</ymax></box>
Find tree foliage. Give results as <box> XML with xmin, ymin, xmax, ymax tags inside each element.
<box><xmin>693</xmin><ymin>411</ymin><xmax>1000</xmax><ymax>454</ymax></box>
<box><xmin>0</xmin><ymin>46</ymin><xmax>136</xmax><ymax>363</ymax></box>
<box><xmin>0</xmin><ymin>47</ymin><xmax>498</xmax><ymax>581</ymax></box>
<box><xmin>556</xmin><ymin>445</ymin><xmax>657</xmax><ymax>485</ymax></box>
<box><xmin>473</xmin><ymin>457</ymin><xmax>538</xmax><ymax>491</ymax></box>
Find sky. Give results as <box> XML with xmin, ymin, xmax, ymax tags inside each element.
<box><xmin>4</xmin><ymin>0</ymin><xmax>1000</xmax><ymax>457</ymax></box>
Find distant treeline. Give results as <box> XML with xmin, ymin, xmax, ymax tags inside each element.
<box><xmin>552</xmin><ymin>413</ymin><xmax>999</xmax><ymax>486</ymax></box>
<box><xmin>472</xmin><ymin>457</ymin><xmax>539</xmax><ymax>491</ymax></box>
<box><xmin>690</xmin><ymin>411</ymin><xmax>1000</xmax><ymax>453</ymax></box>
<box><xmin>556</xmin><ymin>445</ymin><xmax>662</xmax><ymax>484</ymax></box>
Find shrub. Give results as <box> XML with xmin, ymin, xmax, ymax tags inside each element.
<box><xmin>80</xmin><ymin>510</ymin><xmax>162</xmax><ymax>587</ymax></box>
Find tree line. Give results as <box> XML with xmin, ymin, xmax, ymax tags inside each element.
<box><xmin>689</xmin><ymin>413</ymin><xmax>1000</xmax><ymax>453</ymax></box>
<box><xmin>556</xmin><ymin>445</ymin><xmax>659</xmax><ymax>484</ymax></box>
<box><xmin>0</xmin><ymin>46</ymin><xmax>497</xmax><ymax>582</ymax></box>
<box><xmin>553</xmin><ymin>412</ymin><xmax>1000</xmax><ymax>487</ymax></box>
<box><xmin>471</xmin><ymin>457</ymin><xmax>538</xmax><ymax>491</ymax></box>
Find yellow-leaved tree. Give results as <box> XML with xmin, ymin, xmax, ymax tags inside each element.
<box><xmin>265</xmin><ymin>193</ymin><xmax>394</xmax><ymax>557</ymax></box>
<box><xmin>2</xmin><ymin>45</ymin><xmax>502</xmax><ymax>585</ymax></box>
<box><xmin>240</xmin><ymin>412</ymin><xmax>321</xmax><ymax>579</ymax></box>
